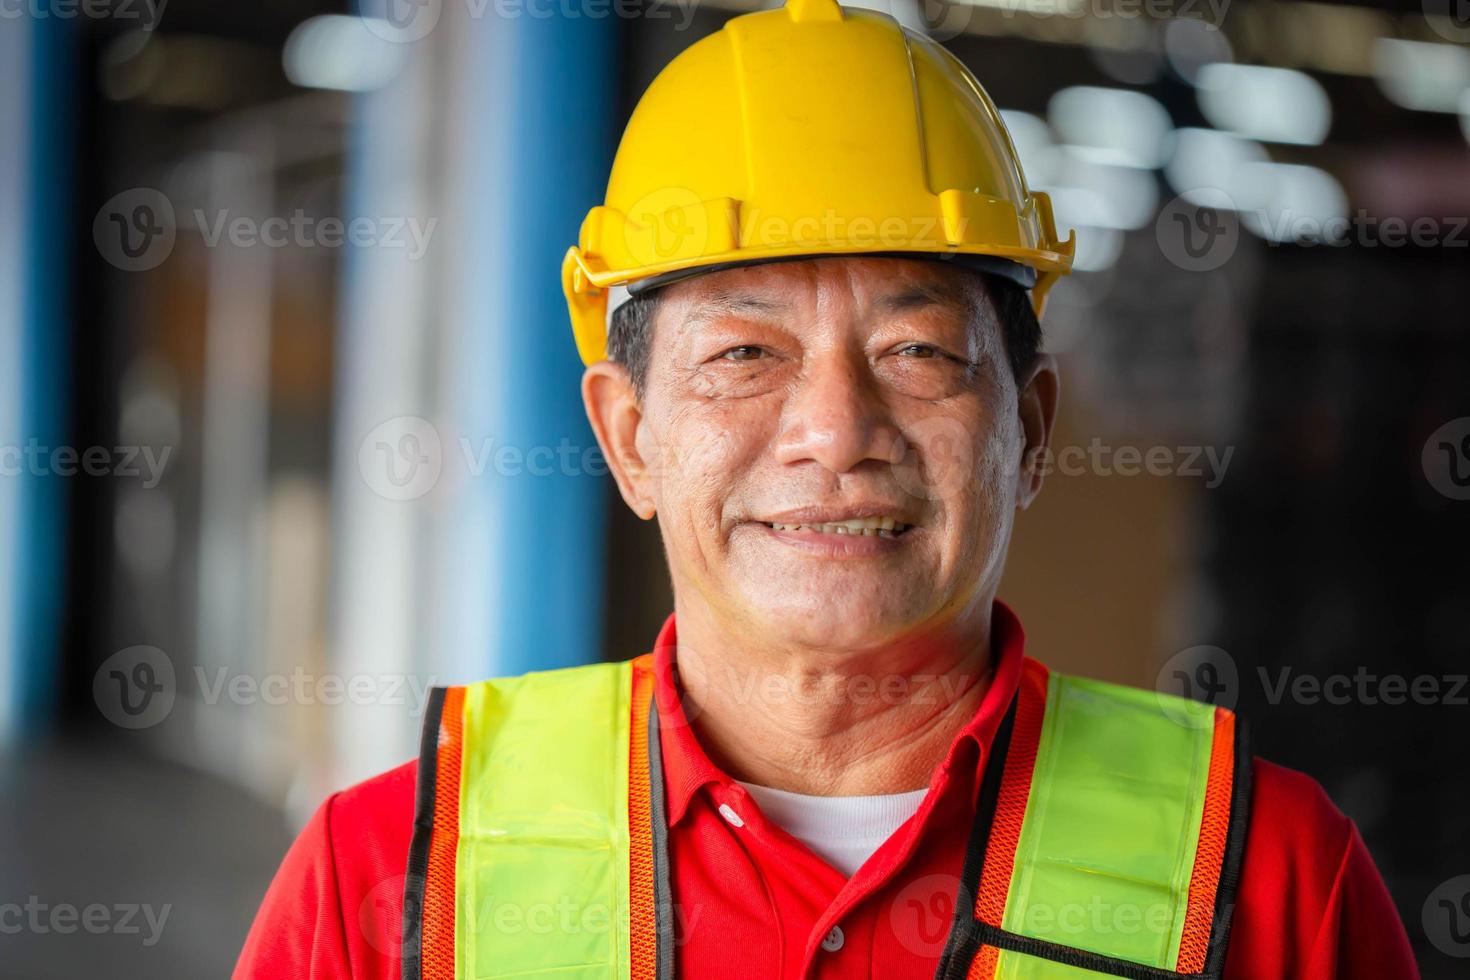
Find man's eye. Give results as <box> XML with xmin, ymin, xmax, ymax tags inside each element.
<box><xmin>898</xmin><ymin>344</ymin><xmax>938</xmax><ymax>358</ymax></box>
<box><xmin>721</xmin><ymin>345</ymin><xmax>766</xmax><ymax>362</ymax></box>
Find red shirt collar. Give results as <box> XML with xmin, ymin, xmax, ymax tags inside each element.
<box><xmin>649</xmin><ymin>600</ymin><xmax>1029</xmax><ymax>826</ymax></box>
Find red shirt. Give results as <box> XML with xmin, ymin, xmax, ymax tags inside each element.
<box><xmin>234</xmin><ymin>606</ymin><xmax>1419</xmax><ymax>979</ymax></box>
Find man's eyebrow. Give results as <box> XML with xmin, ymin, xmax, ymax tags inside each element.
<box><xmin>682</xmin><ymin>291</ymin><xmax>786</xmax><ymax>327</ymax></box>
<box><xmin>873</xmin><ymin>281</ymin><xmax>970</xmax><ymax>314</ymax></box>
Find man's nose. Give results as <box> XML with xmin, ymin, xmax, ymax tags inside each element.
<box><xmin>772</xmin><ymin>351</ymin><xmax>905</xmax><ymax>474</ymax></box>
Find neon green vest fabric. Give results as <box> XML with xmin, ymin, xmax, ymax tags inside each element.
<box><xmin>457</xmin><ymin>664</ymin><xmax>635</xmax><ymax>979</ymax></box>
<box><xmin>404</xmin><ymin>661</ymin><xmax>1246</xmax><ymax>980</ymax></box>
<box><xmin>984</xmin><ymin>674</ymin><xmax>1235</xmax><ymax>979</ymax></box>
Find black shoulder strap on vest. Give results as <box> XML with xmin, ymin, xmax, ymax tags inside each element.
<box><xmin>648</xmin><ymin>693</ymin><xmax>676</xmax><ymax>980</ymax></box>
<box><xmin>1203</xmin><ymin>718</ymin><xmax>1253</xmax><ymax>979</ymax></box>
<box><xmin>402</xmin><ymin>686</ymin><xmax>447</xmax><ymax>980</ymax></box>
<box><xmin>934</xmin><ymin>695</ymin><xmax>1017</xmax><ymax>979</ymax></box>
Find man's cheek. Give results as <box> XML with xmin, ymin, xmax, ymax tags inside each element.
<box><xmin>961</xmin><ymin>439</ymin><xmax>1020</xmax><ymax>575</ymax></box>
<box><xmin>962</xmin><ymin>440</ymin><xmax>1013</xmax><ymax>531</ymax></box>
<box><xmin>632</xmin><ymin>420</ymin><xmax>674</xmax><ymax>487</ymax></box>
<box><xmin>652</xmin><ymin>418</ymin><xmax>746</xmax><ymax>524</ymax></box>
<box><xmin>680</xmin><ymin>404</ymin><xmax>764</xmax><ymax>472</ymax></box>
<box><xmin>896</xmin><ymin>416</ymin><xmax>978</xmax><ymax>503</ymax></box>
<box><xmin>637</xmin><ymin>415</ymin><xmax>721</xmax><ymax>487</ymax></box>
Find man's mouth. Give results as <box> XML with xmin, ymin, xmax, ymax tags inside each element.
<box><xmin>760</xmin><ymin>517</ymin><xmax>913</xmax><ymax>539</ymax></box>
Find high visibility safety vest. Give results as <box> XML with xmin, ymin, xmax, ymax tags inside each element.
<box><xmin>402</xmin><ymin>655</ymin><xmax>1250</xmax><ymax>980</ymax></box>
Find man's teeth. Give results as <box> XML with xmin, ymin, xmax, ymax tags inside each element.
<box><xmin>765</xmin><ymin>517</ymin><xmax>910</xmax><ymax>537</ymax></box>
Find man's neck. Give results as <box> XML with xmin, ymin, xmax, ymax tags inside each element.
<box><xmin>668</xmin><ymin>601</ymin><xmax>995</xmax><ymax>796</ymax></box>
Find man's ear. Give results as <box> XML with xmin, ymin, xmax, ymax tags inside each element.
<box><xmin>1015</xmin><ymin>352</ymin><xmax>1059</xmax><ymax>510</ymax></box>
<box><xmin>583</xmin><ymin>361</ymin><xmax>658</xmax><ymax>520</ymax></box>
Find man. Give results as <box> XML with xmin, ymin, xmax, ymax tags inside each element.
<box><xmin>235</xmin><ymin>0</ymin><xmax>1419</xmax><ymax>977</ymax></box>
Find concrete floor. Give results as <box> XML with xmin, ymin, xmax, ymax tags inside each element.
<box><xmin>0</xmin><ymin>738</ymin><xmax>294</xmax><ymax>980</ymax></box>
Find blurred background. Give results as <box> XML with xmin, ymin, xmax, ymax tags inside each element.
<box><xmin>1</xmin><ymin>0</ymin><xmax>1467</xmax><ymax>975</ymax></box>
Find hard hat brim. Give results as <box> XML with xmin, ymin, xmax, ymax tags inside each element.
<box><xmin>623</xmin><ymin>250</ymin><xmax>1039</xmax><ymax>301</ymax></box>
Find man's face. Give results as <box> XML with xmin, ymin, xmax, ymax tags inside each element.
<box><xmin>585</xmin><ymin>256</ymin><xmax>1056</xmax><ymax>653</ymax></box>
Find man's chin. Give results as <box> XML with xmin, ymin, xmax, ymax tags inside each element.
<box><xmin>727</xmin><ymin>584</ymin><xmax>924</xmax><ymax>651</ymax></box>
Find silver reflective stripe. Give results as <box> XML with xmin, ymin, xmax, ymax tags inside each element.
<box><xmin>606</xmin><ymin>282</ymin><xmax>636</xmax><ymax>329</ymax></box>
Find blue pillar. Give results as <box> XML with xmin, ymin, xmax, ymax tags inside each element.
<box><xmin>446</xmin><ymin>10</ymin><xmax>618</xmax><ymax>676</ymax></box>
<box><xmin>0</xmin><ymin>14</ymin><xmax>72</xmax><ymax>743</ymax></box>
<box><xmin>334</xmin><ymin>3</ymin><xmax>618</xmax><ymax>719</ymax></box>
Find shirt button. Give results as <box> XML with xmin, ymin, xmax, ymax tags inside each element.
<box><xmin>821</xmin><ymin>925</ymin><xmax>845</xmax><ymax>952</ymax></box>
<box><xmin>717</xmin><ymin>803</ymin><xmax>744</xmax><ymax>827</ymax></box>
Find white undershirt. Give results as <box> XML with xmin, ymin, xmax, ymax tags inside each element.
<box><xmin>736</xmin><ymin>781</ymin><xmax>929</xmax><ymax>877</ymax></box>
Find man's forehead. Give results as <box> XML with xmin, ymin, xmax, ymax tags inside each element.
<box><xmin>667</xmin><ymin>257</ymin><xmax>980</xmax><ymax>321</ymax></box>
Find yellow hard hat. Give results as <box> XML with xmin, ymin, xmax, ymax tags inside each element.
<box><xmin>561</xmin><ymin>0</ymin><xmax>1076</xmax><ymax>366</ymax></box>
